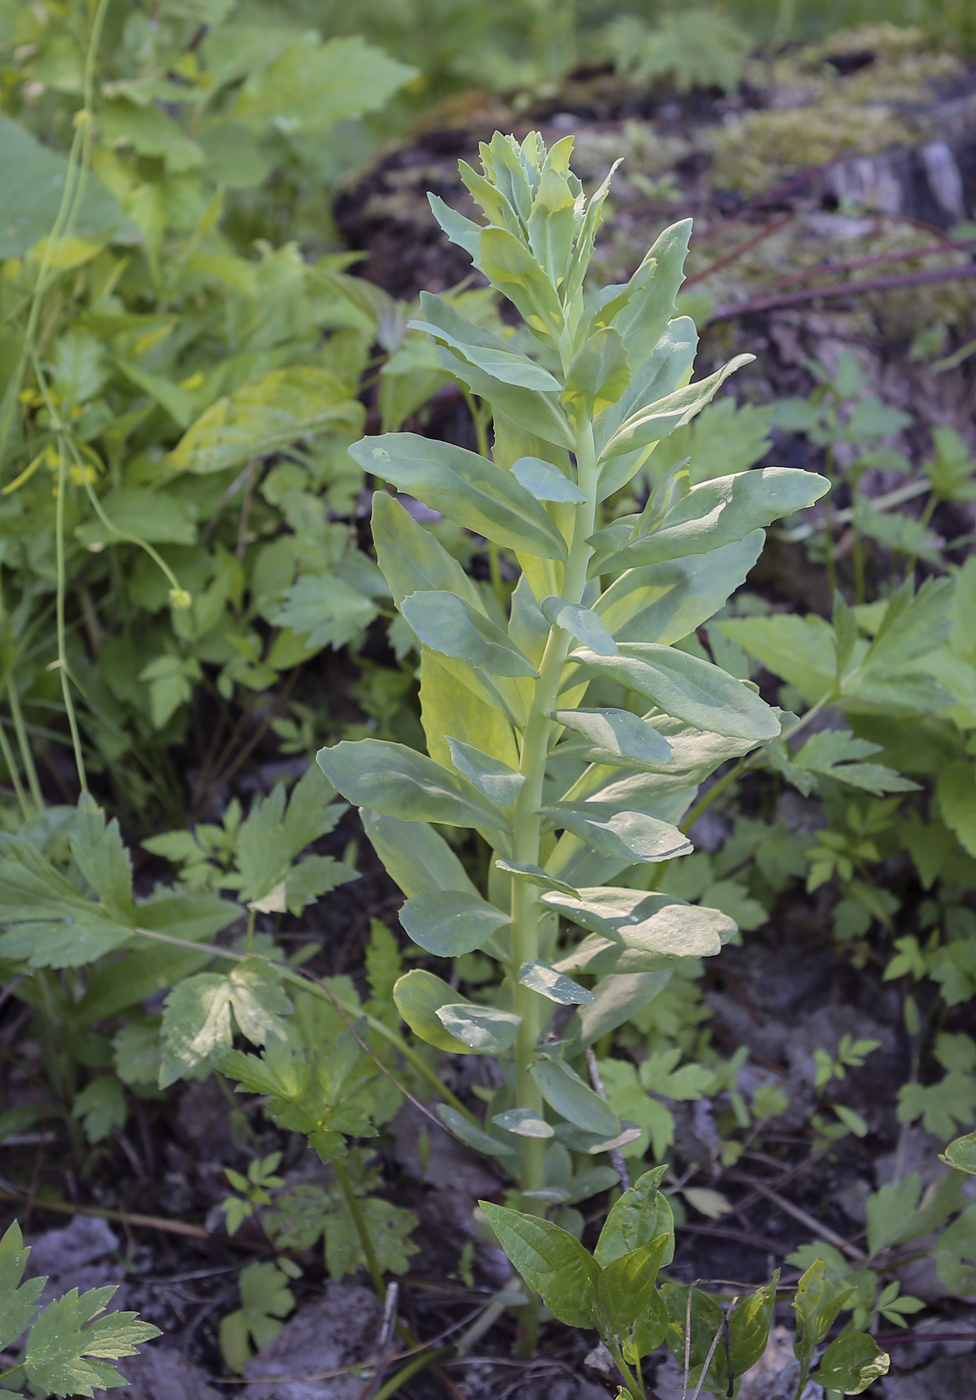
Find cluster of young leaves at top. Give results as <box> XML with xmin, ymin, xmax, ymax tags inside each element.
<box><xmin>483</xmin><ymin>1168</ymin><xmax>889</xmax><ymax>1400</ymax></box>
<box><xmin>317</xmin><ymin>129</ymin><xmax>828</xmax><ymax>1212</ymax></box>
<box><xmin>0</xmin><ymin>1222</ymin><xmax>158</xmax><ymax>1399</ymax></box>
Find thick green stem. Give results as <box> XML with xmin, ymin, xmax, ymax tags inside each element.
<box><xmin>508</xmin><ymin>420</ymin><xmax>598</xmax><ymax>1357</ymax></box>
<box><xmin>509</xmin><ymin>419</ymin><xmax>599</xmax><ymax>1205</ymax></box>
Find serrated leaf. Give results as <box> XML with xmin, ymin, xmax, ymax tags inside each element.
<box><xmin>0</xmin><ymin>1223</ymin><xmax>46</xmax><ymax>1352</ymax></box>
<box><xmin>479</xmin><ymin>1203</ymin><xmax>599</xmax><ymax>1328</ymax></box>
<box><xmin>24</xmin><ymin>1289</ymin><xmax>160</xmax><ymax>1398</ymax></box>
<box><xmin>159</xmin><ymin>959</ymin><xmax>291</xmax><ymax>1087</ymax></box>
<box><xmin>230</xmin><ymin>34</ymin><xmax>416</xmax><ymax>133</ymax></box>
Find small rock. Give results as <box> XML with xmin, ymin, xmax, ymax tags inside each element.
<box><xmin>243</xmin><ymin>1281</ymin><xmax>383</xmax><ymax>1400</ymax></box>
<box><xmin>115</xmin><ymin>1347</ymin><xmax>222</xmax><ymax>1400</ymax></box>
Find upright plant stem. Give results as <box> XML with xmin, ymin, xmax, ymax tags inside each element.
<box><xmin>509</xmin><ymin>420</ymin><xmax>598</xmax><ymax>1352</ymax></box>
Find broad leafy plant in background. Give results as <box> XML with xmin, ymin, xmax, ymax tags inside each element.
<box><xmin>0</xmin><ymin>0</ymin><xmax>431</xmax><ymax>824</ymax></box>
<box><xmin>317</xmin><ymin>129</ymin><xmax>827</xmax><ymax>1334</ymax></box>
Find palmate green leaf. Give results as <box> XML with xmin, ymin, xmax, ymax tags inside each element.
<box><xmin>270</xmin><ymin>574</ymin><xmax>378</xmax><ymax>651</ymax></box>
<box><xmin>229</xmin><ymin>34</ymin><xmax>416</xmax><ymax>133</ymax></box>
<box><xmin>530</xmin><ymin>1057</ymin><xmax>620</xmax><ymax>1136</ymax></box>
<box><xmin>553</xmin><ymin>707</ymin><xmax>672</xmax><ymax>767</ymax></box>
<box><xmin>942</xmin><ymin>1130</ymin><xmax>976</xmax><ymax>1175</ymax></box>
<box><xmin>403</xmin><ymin>590</ymin><xmax>539</xmax><ymax>677</ymax></box>
<box><xmin>318</xmin><ymin>739</ymin><xmax>508</xmax><ymax>834</ymax></box>
<box><xmin>159</xmin><ymin>958</ymin><xmax>292</xmax><ymax>1087</ymax></box>
<box><xmin>75</xmin><ymin>487</ymin><xmax>198</xmax><ymax>548</ymax></box>
<box><xmin>361</xmin><ymin>812</ymin><xmax>479</xmax><ymax>899</ymax></box>
<box><xmin>399</xmin><ymin>889</ymin><xmax>510</xmax><ymax>957</ymax></box>
<box><xmin>23</xmin><ymin>1287</ymin><xmax>160</xmax><ymax>1399</ymax></box>
<box><xmin>937</xmin><ymin>760</ymin><xmax>976</xmax><ymax>858</ymax></box>
<box><xmin>71</xmin><ymin>795</ymin><xmax>134</xmax><ymax>922</ymax></box>
<box><xmin>351</xmin><ymin>434</ymin><xmax>568</xmax><ymax>561</ymax></box>
<box><xmin>571</xmin><ymin>642</ymin><xmax>780</xmax><ymax>740</ymax></box>
<box><xmin>0</xmin><ymin>843</ymin><xmax>133</xmax><ymax>970</ymax></box>
<box><xmin>0</xmin><ymin>1222</ymin><xmax>46</xmax><ymax>1352</ymax></box>
<box><xmin>168</xmin><ymin>367</ymin><xmax>363</xmax><ymax>474</ymax></box>
<box><xmin>73</xmin><ymin>1076</ymin><xmax>127</xmax><ymax>1145</ymax></box>
<box><xmin>540</xmin><ymin>803</ymin><xmax>691</xmax><ymax>863</ymax></box>
<box><xmin>771</xmin><ymin>728</ymin><xmax>919</xmax><ymax>798</ymax></box>
<box><xmin>479</xmin><ymin>1203</ymin><xmax>599</xmax><ymax>1328</ymax></box>
<box><xmin>595</xmin><ymin>467</ymin><xmax>829</xmax><ymax>572</ymax></box>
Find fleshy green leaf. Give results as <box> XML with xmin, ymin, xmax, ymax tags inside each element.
<box><xmin>399</xmin><ymin>890</ymin><xmax>510</xmax><ymax>957</ymax></box>
<box><xmin>518</xmin><ymin>960</ymin><xmax>595</xmax><ymax>1005</ymax></box>
<box><xmin>318</xmin><ymin>740</ymin><xmax>508</xmax><ymax>834</ymax></box>
<box><xmin>530</xmin><ymin>1057</ymin><xmax>620</xmax><ymax>1136</ymax></box>
<box><xmin>350</xmin><ymin>434</ymin><xmax>568</xmax><ymax>561</ymax></box>
<box><xmin>540</xmin><ymin>597</ymin><xmax>617</xmax><ymax>655</ymax></box>
<box><xmin>571</xmin><ymin>642</ymin><xmax>781</xmax><ymax>740</ymax></box>
<box><xmin>553</xmin><ymin>708</ymin><xmax>672</xmax><ymax>766</ymax></box>
<box><xmin>402</xmin><ymin>591</ymin><xmax>539</xmax><ymax>677</ymax></box>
